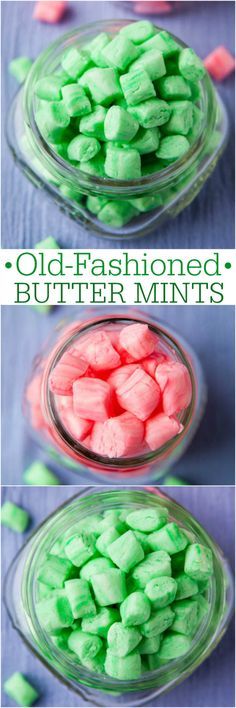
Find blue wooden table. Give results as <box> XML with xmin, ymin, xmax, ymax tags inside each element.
<box><xmin>2</xmin><ymin>0</ymin><xmax>235</xmax><ymax>249</ymax></box>
<box><xmin>1</xmin><ymin>485</ymin><xmax>235</xmax><ymax>707</ymax></box>
<box><xmin>2</xmin><ymin>304</ymin><xmax>235</xmax><ymax>485</ymax></box>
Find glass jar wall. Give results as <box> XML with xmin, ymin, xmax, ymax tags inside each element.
<box><xmin>4</xmin><ymin>488</ymin><xmax>234</xmax><ymax>705</ymax></box>
<box><xmin>23</xmin><ymin>310</ymin><xmax>205</xmax><ymax>483</ymax></box>
<box><xmin>7</xmin><ymin>20</ymin><xmax>228</xmax><ymax>240</ymax></box>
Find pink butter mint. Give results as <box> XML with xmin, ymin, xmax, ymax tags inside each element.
<box><xmin>29</xmin><ymin>321</ymin><xmax>192</xmax><ymax>460</ymax></box>
<box><xmin>155</xmin><ymin>361</ymin><xmax>192</xmax><ymax>416</ymax></box>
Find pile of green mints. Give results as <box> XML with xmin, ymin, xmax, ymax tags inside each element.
<box><xmin>33</xmin><ymin>20</ymin><xmax>206</xmax><ymax>227</ymax></box>
<box><xmin>36</xmin><ymin>504</ymin><xmax>213</xmax><ymax>680</ymax></box>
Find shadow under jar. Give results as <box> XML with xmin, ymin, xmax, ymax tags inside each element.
<box><xmin>7</xmin><ymin>20</ymin><xmax>228</xmax><ymax>240</ymax></box>
<box><xmin>3</xmin><ymin>489</ymin><xmax>234</xmax><ymax>706</ymax></box>
<box><xmin>23</xmin><ymin>312</ymin><xmax>205</xmax><ymax>483</ymax></box>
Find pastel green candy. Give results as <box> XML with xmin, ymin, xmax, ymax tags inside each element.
<box><xmin>196</xmin><ymin>594</ymin><xmax>209</xmax><ymax>624</ymax></box>
<box><xmin>9</xmin><ymin>56</ymin><xmax>33</xmax><ymax>84</ymax></box>
<box><xmin>120</xmin><ymin>591</ymin><xmax>151</xmax><ymax>627</ymax></box>
<box><xmin>141</xmin><ymin>606</ymin><xmax>175</xmax><ymax>637</ymax></box>
<box><xmin>96</xmin><ymin>526</ymin><xmax>120</xmax><ymax>557</ymax></box>
<box><xmin>65</xmin><ymin>578</ymin><xmax>96</xmax><ymax>618</ymax></box>
<box><xmin>197</xmin><ymin>578</ymin><xmax>210</xmax><ymax>593</ymax></box>
<box><xmin>105</xmin><ymin>650</ymin><xmax>141</xmax><ymax>679</ymax></box>
<box><xmin>129</xmin><ymin>49</ymin><xmax>166</xmax><ymax>81</ymax></box>
<box><xmin>187</xmin><ymin>104</ymin><xmax>203</xmax><ymax>143</ymax></box>
<box><xmin>4</xmin><ymin>673</ymin><xmax>39</xmax><ymax>707</ymax></box>
<box><xmin>104</xmin><ymin>106</ymin><xmax>139</xmax><ymax>142</ymax></box>
<box><xmin>37</xmin><ymin>555</ymin><xmax>75</xmax><ymax>588</ymax></box>
<box><xmin>105</xmin><ymin>147</ymin><xmax>141</xmax><ymax>180</ymax></box>
<box><xmin>37</xmin><ymin>581</ymin><xmax>51</xmax><ymax>600</ymax></box>
<box><xmin>80</xmin><ymin>648</ymin><xmax>106</xmax><ymax>673</ymax></box>
<box><xmin>148</xmin><ymin>522</ymin><xmax>188</xmax><ymax>555</ymax></box>
<box><xmin>91</xmin><ymin>569</ymin><xmax>127</xmax><ymax>606</ymax></box>
<box><xmin>82</xmin><ymin>607</ymin><xmax>120</xmax><ymax>638</ymax></box>
<box><xmin>59</xmin><ymin>183</ymin><xmax>84</xmax><ymax>202</ymax></box>
<box><xmin>61</xmin><ymin>47</ymin><xmax>90</xmax><ymax>79</ymax></box>
<box><xmin>179</xmin><ymin>48</ymin><xmax>205</xmax><ymax>82</ymax></box>
<box><xmin>36</xmin><ymin>593</ymin><xmax>73</xmax><ymax>633</ymax></box>
<box><xmin>139</xmin><ymin>633</ymin><xmax>162</xmax><ymax>655</ymax></box>
<box><xmin>140</xmin><ymin>30</ymin><xmax>180</xmax><ymax>58</ymax></box>
<box><xmin>102</xmin><ymin>34</ymin><xmax>140</xmax><ymax>72</ymax></box>
<box><xmin>1</xmin><ymin>501</ymin><xmax>30</xmax><ymax>533</ymax></box>
<box><xmin>158</xmin><ymin>631</ymin><xmax>191</xmax><ymax>660</ymax></box>
<box><xmin>129</xmin><ymin>193</ymin><xmax>163</xmax><ymax>212</ymax></box>
<box><xmin>107</xmin><ymin>621</ymin><xmax>141</xmax><ymax>657</ymax></box>
<box><xmin>120</xmin><ymin>68</ymin><xmax>155</xmax><ymax>106</ymax></box>
<box><xmin>73</xmin><ymin>514</ymin><xmax>104</xmax><ymax>536</ymax></box>
<box><xmin>175</xmin><ymin>572</ymin><xmax>199</xmax><ymax>600</ymax></box>
<box><xmin>163</xmin><ymin>475</ymin><xmax>187</xmax><ymax>486</ymax></box>
<box><xmin>80</xmin><ymin>106</ymin><xmax>107</xmax><ymax>140</ymax></box>
<box><xmin>126</xmin><ymin>507</ymin><xmax>168</xmax><ymax>533</ymax></box>
<box><xmin>35</xmin><ymin>75</ymin><xmax>65</xmax><ymax>101</ymax></box>
<box><xmin>23</xmin><ymin>461</ymin><xmax>59</xmax><ymax>485</ymax></box>
<box><xmin>156</xmin><ymin>135</ymin><xmax>190</xmax><ymax>162</ymax></box>
<box><xmin>35</xmin><ymin>236</ymin><xmax>60</xmax><ymax>249</ymax></box>
<box><xmin>133</xmin><ymin>530</ymin><xmax>151</xmax><ymax>552</ymax></box>
<box><xmin>171</xmin><ymin>598</ymin><xmax>199</xmax><ymax>635</ymax></box>
<box><xmin>79</xmin><ymin>68</ymin><xmax>122</xmax><ymax>106</ymax></box>
<box><xmin>163</xmin><ymin>100</ymin><xmax>193</xmax><ymax>136</ymax></box>
<box><xmin>67</xmin><ymin>135</ymin><xmax>100</xmax><ymax>162</ymax></box>
<box><xmin>158</xmin><ymin>75</ymin><xmax>191</xmax><ymax>100</ymax></box>
<box><xmin>62</xmin><ymin>84</ymin><xmax>91</xmax><ymax>117</ymax></box>
<box><xmin>145</xmin><ymin>576</ymin><xmax>177</xmax><ymax>609</ymax></box>
<box><xmin>36</xmin><ymin>103</ymin><xmax>70</xmax><ymax>143</ymax></box>
<box><xmin>184</xmin><ymin>543</ymin><xmax>213</xmax><ymax>582</ymax></box>
<box><xmin>120</xmin><ymin>20</ymin><xmax>155</xmax><ymax>44</ymax></box>
<box><xmin>130</xmin><ymin>127</ymin><xmax>160</xmax><ymax>154</ymax></box>
<box><xmin>79</xmin><ymin>154</ymin><xmax>105</xmax><ymax>177</ymax></box>
<box><xmin>108</xmin><ymin>530</ymin><xmax>144</xmax><ymax>572</ymax></box>
<box><xmin>132</xmin><ymin>551</ymin><xmax>172</xmax><ymax>589</ymax></box>
<box><xmin>51</xmin><ymin>628</ymin><xmax>72</xmax><ymax>651</ymax></box>
<box><xmin>80</xmin><ymin>557</ymin><xmax>115</xmax><ymax>582</ymax></box>
<box><xmin>85</xmin><ymin>32</ymin><xmax>111</xmax><ymax>68</ymax></box>
<box><xmin>147</xmin><ymin>652</ymin><xmax>164</xmax><ymax>670</ymax></box>
<box><xmin>128</xmin><ymin>98</ymin><xmax>171</xmax><ymax>128</ymax></box>
<box><xmin>64</xmin><ymin>533</ymin><xmax>96</xmax><ymax>567</ymax></box>
<box><xmin>87</xmin><ymin>195</ymin><xmax>109</xmax><ymax>215</ymax></box>
<box><xmin>68</xmin><ymin>629</ymin><xmax>102</xmax><ymax>661</ymax></box>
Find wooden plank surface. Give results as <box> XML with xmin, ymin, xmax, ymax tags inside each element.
<box><xmin>1</xmin><ymin>0</ymin><xmax>235</xmax><ymax>249</ymax></box>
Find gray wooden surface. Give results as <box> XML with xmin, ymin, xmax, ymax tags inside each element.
<box><xmin>2</xmin><ymin>305</ymin><xmax>235</xmax><ymax>486</ymax></box>
<box><xmin>1</xmin><ymin>485</ymin><xmax>235</xmax><ymax>707</ymax></box>
<box><xmin>2</xmin><ymin>0</ymin><xmax>235</xmax><ymax>249</ymax></box>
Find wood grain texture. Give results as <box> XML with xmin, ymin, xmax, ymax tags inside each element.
<box><xmin>1</xmin><ymin>485</ymin><xmax>235</xmax><ymax>707</ymax></box>
<box><xmin>2</xmin><ymin>305</ymin><xmax>235</xmax><ymax>486</ymax></box>
<box><xmin>1</xmin><ymin>1</ymin><xmax>235</xmax><ymax>249</ymax></box>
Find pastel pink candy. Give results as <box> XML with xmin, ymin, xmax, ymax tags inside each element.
<box><xmin>155</xmin><ymin>362</ymin><xmax>192</xmax><ymax>416</ymax></box>
<box><xmin>119</xmin><ymin>324</ymin><xmax>156</xmax><ymax>361</ymax></box>
<box><xmin>90</xmin><ymin>412</ymin><xmax>144</xmax><ymax>458</ymax></box>
<box><xmin>73</xmin><ymin>377</ymin><xmax>113</xmax><ymax>422</ymax></box>
<box><xmin>83</xmin><ymin>331</ymin><xmax>121</xmax><ymax>371</ymax></box>
<box><xmin>204</xmin><ymin>46</ymin><xmax>235</xmax><ymax>81</ymax></box>
<box><xmin>33</xmin><ymin>1</ymin><xmax>67</xmax><ymax>23</ymax></box>
<box><xmin>26</xmin><ymin>373</ymin><xmax>42</xmax><ymax>404</ymax></box>
<box><xmin>49</xmin><ymin>351</ymin><xmax>88</xmax><ymax>395</ymax></box>
<box><xmin>145</xmin><ymin>412</ymin><xmax>182</xmax><ymax>451</ymax></box>
<box><xmin>134</xmin><ymin>1</ymin><xmax>172</xmax><ymax>13</ymax></box>
<box><xmin>141</xmin><ymin>353</ymin><xmax>166</xmax><ymax>378</ymax></box>
<box><xmin>107</xmin><ymin>364</ymin><xmax>142</xmax><ymax>391</ymax></box>
<box><xmin>61</xmin><ymin>409</ymin><xmax>92</xmax><ymax>441</ymax></box>
<box><xmin>117</xmin><ymin>368</ymin><xmax>161</xmax><ymax>421</ymax></box>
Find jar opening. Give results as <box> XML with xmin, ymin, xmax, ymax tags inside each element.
<box><xmin>41</xmin><ymin>315</ymin><xmax>196</xmax><ymax>470</ymax></box>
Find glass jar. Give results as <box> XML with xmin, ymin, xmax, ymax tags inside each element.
<box><xmin>23</xmin><ymin>309</ymin><xmax>205</xmax><ymax>483</ymax></box>
<box><xmin>4</xmin><ymin>488</ymin><xmax>234</xmax><ymax>705</ymax></box>
<box><xmin>7</xmin><ymin>20</ymin><xmax>228</xmax><ymax>240</ymax></box>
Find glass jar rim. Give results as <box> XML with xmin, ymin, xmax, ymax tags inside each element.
<box><xmin>19</xmin><ymin>488</ymin><xmax>230</xmax><ymax>694</ymax></box>
<box><xmin>41</xmin><ymin>314</ymin><xmax>197</xmax><ymax>469</ymax></box>
<box><xmin>22</xmin><ymin>19</ymin><xmax>217</xmax><ymax>197</ymax></box>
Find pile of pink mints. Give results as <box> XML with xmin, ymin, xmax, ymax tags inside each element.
<box><xmin>49</xmin><ymin>323</ymin><xmax>192</xmax><ymax>459</ymax></box>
